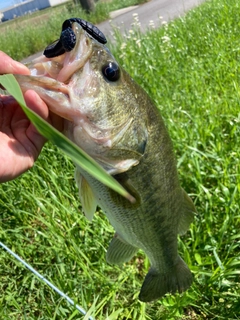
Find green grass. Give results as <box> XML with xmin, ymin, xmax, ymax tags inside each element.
<box><xmin>1</xmin><ymin>0</ymin><xmax>240</xmax><ymax>318</ymax></box>
<box><xmin>0</xmin><ymin>0</ymin><xmax>146</xmax><ymax>61</ymax></box>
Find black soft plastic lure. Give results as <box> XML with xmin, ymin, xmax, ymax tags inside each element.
<box><xmin>44</xmin><ymin>18</ymin><xmax>107</xmax><ymax>58</ymax></box>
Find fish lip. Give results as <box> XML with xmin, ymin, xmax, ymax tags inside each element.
<box><xmin>55</xmin><ymin>22</ymin><xmax>93</xmax><ymax>83</ymax></box>
<box><xmin>26</xmin><ymin>22</ymin><xmax>93</xmax><ymax>85</ymax></box>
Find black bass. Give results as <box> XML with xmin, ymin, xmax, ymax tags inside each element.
<box><xmin>15</xmin><ymin>18</ymin><xmax>196</xmax><ymax>302</ymax></box>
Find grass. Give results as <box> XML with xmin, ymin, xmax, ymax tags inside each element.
<box><xmin>1</xmin><ymin>0</ymin><xmax>240</xmax><ymax>318</ymax></box>
<box><xmin>0</xmin><ymin>0</ymin><xmax>146</xmax><ymax>61</ymax></box>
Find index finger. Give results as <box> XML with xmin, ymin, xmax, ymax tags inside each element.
<box><xmin>0</xmin><ymin>51</ymin><xmax>30</xmax><ymax>75</ymax></box>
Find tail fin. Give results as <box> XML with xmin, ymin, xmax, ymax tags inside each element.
<box><xmin>139</xmin><ymin>256</ymin><xmax>193</xmax><ymax>302</ymax></box>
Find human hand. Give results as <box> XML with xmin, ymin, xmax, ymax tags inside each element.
<box><xmin>0</xmin><ymin>51</ymin><xmax>63</xmax><ymax>183</ymax></box>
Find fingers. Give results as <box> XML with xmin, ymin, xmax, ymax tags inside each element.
<box><xmin>24</xmin><ymin>89</ymin><xmax>64</xmax><ymax>131</ymax></box>
<box><xmin>24</xmin><ymin>90</ymin><xmax>49</xmax><ymax>119</ymax></box>
<box><xmin>0</xmin><ymin>51</ymin><xmax>30</xmax><ymax>75</ymax></box>
<box><xmin>0</xmin><ymin>51</ymin><xmax>63</xmax><ymax>132</ymax></box>
<box><xmin>23</xmin><ymin>90</ymin><xmax>48</xmax><ymax>157</ymax></box>
<box><xmin>24</xmin><ymin>90</ymin><xmax>64</xmax><ymax>157</ymax></box>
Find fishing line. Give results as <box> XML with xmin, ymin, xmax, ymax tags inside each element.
<box><xmin>0</xmin><ymin>241</ymin><xmax>94</xmax><ymax>320</ymax></box>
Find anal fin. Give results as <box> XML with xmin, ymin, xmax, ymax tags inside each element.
<box><xmin>106</xmin><ymin>233</ymin><xmax>138</xmax><ymax>265</ymax></box>
<box><xmin>178</xmin><ymin>188</ymin><xmax>196</xmax><ymax>235</ymax></box>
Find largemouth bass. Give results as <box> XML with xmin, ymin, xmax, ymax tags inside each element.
<box><xmin>15</xmin><ymin>19</ymin><xmax>196</xmax><ymax>302</ymax></box>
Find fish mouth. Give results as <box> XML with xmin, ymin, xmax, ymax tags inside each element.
<box><xmin>56</xmin><ymin>22</ymin><xmax>93</xmax><ymax>83</ymax></box>
<box><xmin>15</xmin><ymin>22</ymin><xmax>94</xmax><ymax>121</ymax></box>
<box><xmin>24</xmin><ymin>21</ymin><xmax>93</xmax><ymax>83</ymax></box>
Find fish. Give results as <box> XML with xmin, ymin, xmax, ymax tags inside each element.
<box><xmin>15</xmin><ymin>18</ymin><xmax>196</xmax><ymax>302</ymax></box>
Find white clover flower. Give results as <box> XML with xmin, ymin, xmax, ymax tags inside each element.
<box><xmin>136</xmin><ymin>39</ymin><xmax>141</xmax><ymax>48</ymax></box>
<box><xmin>131</xmin><ymin>12</ymin><xmax>141</xmax><ymax>27</ymax></box>
<box><xmin>149</xmin><ymin>20</ymin><xmax>155</xmax><ymax>28</ymax></box>
<box><xmin>162</xmin><ymin>36</ymin><xmax>170</xmax><ymax>43</ymax></box>
<box><xmin>131</xmin><ymin>21</ymin><xmax>141</xmax><ymax>27</ymax></box>
<box><xmin>120</xmin><ymin>42</ymin><xmax>127</xmax><ymax>50</ymax></box>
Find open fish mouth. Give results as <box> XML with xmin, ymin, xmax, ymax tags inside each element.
<box><xmin>25</xmin><ymin>20</ymin><xmax>94</xmax><ymax>83</ymax></box>
<box><xmin>14</xmin><ymin>20</ymin><xmax>101</xmax><ymax>120</ymax></box>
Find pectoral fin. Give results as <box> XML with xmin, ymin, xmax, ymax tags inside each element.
<box><xmin>106</xmin><ymin>233</ymin><xmax>138</xmax><ymax>265</ymax></box>
<box><xmin>178</xmin><ymin>189</ymin><xmax>196</xmax><ymax>235</ymax></box>
<box><xmin>75</xmin><ymin>169</ymin><xmax>97</xmax><ymax>221</ymax></box>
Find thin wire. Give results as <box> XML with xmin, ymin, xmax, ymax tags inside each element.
<box><xmin>0</xmin><ymin>241</ymin><xmax>94</xmax><ymax>320</ymax></box>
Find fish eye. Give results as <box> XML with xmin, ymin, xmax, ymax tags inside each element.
<box><xmin>102</xmin><ymin>62</ymin><xmax>120</xmax><ymax>82</ymax></box>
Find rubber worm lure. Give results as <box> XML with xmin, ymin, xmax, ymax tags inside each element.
<box><xmin>44</xmin><ymin>18</ymin><xmax>107</xmax><ymax>58</ymax></box>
